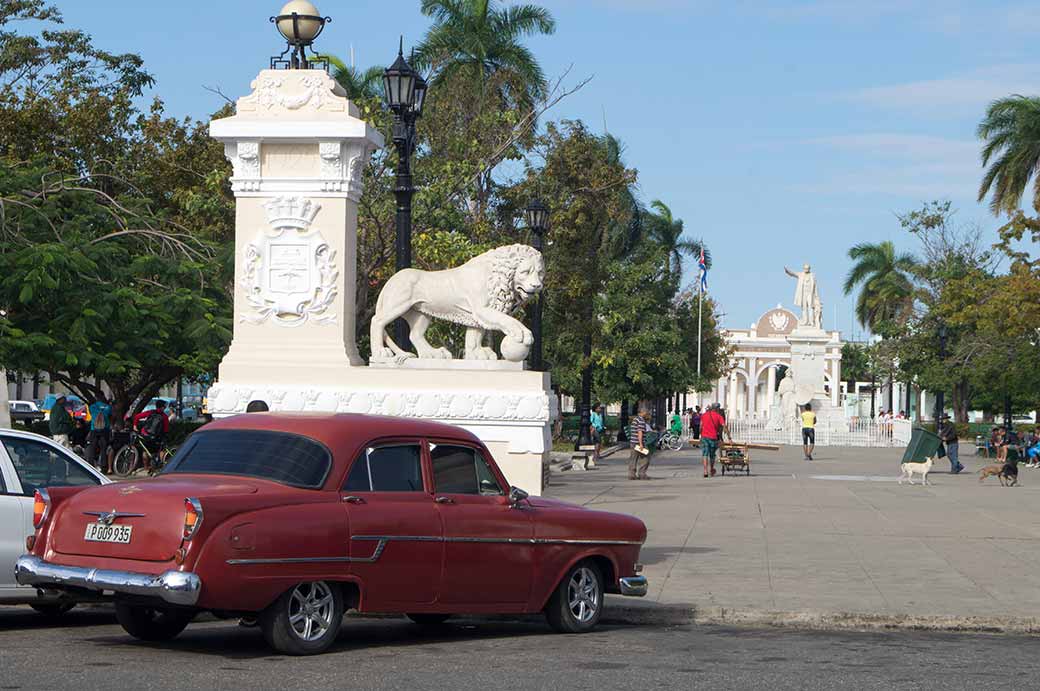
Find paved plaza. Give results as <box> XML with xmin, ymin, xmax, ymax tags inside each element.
<box><xmin>550</xmin><ymin>444</ymin><xmax>1040</xmax><ymax>631</ymax></box>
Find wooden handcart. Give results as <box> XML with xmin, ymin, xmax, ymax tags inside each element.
<box><xmin>719</xmin><ymin>442</ymin><xmax>751</xmax><ymax>476</ymax></box>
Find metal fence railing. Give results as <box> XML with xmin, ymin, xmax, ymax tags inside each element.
<box><xmin>723</xmin><ymin>416</ymin><xmax>912</xmax><ymax>448</ymax></box>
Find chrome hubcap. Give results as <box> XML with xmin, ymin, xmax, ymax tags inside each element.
<box><xmin>567</xmin><ymin>567</ymin><xmax>600</xmax><ymax>624</ymax></box>
<box><xmin>288</xmin><ymin>582</ymin><xmax>334</xmax><ymax>642</ymax></box>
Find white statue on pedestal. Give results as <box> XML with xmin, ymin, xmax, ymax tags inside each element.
<box><xmin>784</xmin><ymin>264</ymin><xmax>822</xmax><ymax>329</ymax></box>
<box><xmin>777</xmin><ymin>368</ymin><xmax>798</xmax><ymax>428</ymax></box>
<box><xmin>370</xmin><ymin>244</ymin><xmax>544</xmax><ymax>363</ymax></box>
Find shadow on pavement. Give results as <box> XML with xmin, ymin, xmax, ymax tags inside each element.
<box><xmin>83</xmin><ymin>615</ymin><xmax>638</xmax><ymax>660</ymax></box>
<box><xmin>0</xmin><ymin>605</ymin><xmax>114</xmax><ymax>631</ymax></box>
<box><xmin>638</xmin><ymin>545</ymin><xmax>717</xmax><ymax>566</ymax></box>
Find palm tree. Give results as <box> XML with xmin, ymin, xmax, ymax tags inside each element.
<box><xmin>646</xmin><ymin>200</ymin><xmax>710</xmax><ymax>285</ymax></box>
<box><xmin>415</xmin><ymin>0</ymin><xmax>556</xmax><ymax>109</ymax></box>
<box><xmin>977</xmin><ymin>95</ymin><xmax>1040</xmax><ymax>215</ymax></box>
<box><xmin>842</xmin><ymin>241</ymin><xmax>919</xmax><ymax>330</ymax></box>
<box><xmin>318</xmin><ymin>54</ymin><xmax>384</xmax><ymax>101</ymax></box>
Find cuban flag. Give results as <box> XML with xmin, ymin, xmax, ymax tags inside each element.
<box><xmin>698</xmin><ymin>247</ymin><xmax>708</xmax><ymax>292</ymax></box>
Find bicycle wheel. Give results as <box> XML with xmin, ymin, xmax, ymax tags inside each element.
<box><xmin>149</xmin><ymin>446</ymin><xmax>177</xmax><ymax>476</ymax></box>
<box><xmin>669</xmin><ymin>434</ymin><xmax>684</xmax><ymax>451</ymax></box>
<box><xmin>113</xmin><ymin>445</ymin><xmax>139</xmax><ymax>477</ymax></box>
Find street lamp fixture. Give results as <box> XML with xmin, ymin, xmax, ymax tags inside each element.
<box><xmin>270</xmin><ymin>1</ymin><xmax>331</xmax><ymax>70</ymax></box>
<box><xmin>524</xmin><ymin>199</ymin><xmax>550</xmax><ymax>371</ymax></box>
<box><xmin>382</xmin><ymin>39</ymin><xmax>427</xmax><ymax>350</ymax></box>
<box><xmin>383</xmin><ymin>46</ymin><xmax>417</xmax><ymax>112</ymax></box>
<box><xmin>525</xmin><ymin>199</ymin><xmax>550</xmax><ymax>236</ymax></box>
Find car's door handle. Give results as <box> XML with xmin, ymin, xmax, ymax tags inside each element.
<box><xmin>342</xmin><ymin>495</ymin><xmax>366</xmax><ymax>504</ymax></box>
<box><xmin>434</xmin><ymin>496</ymin><xmax>454</xmax><ymax>504</ymax></box>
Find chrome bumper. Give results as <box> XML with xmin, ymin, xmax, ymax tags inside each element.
<box><xmin>15</xmin><ymin>555</ymin><xmax>201</xmax><ymax>607</ymax></box>
<box><xmin>619</xmin><ymin>575</ymin><xmax>648</xmax><ymax>597</ymax></box>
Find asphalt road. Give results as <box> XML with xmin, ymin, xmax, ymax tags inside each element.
<box><xmin>1</xmin><ymin>606</ymin><xmax>1038</xmax><ymax>690</ymax></box>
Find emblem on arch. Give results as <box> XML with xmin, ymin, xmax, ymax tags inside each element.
<box><xmin>769</xmin><ymin>311</ymin><xmax>790</xmax><ymax>332</ymax></box>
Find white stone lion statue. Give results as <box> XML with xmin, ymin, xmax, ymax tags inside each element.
<box><xmin>370</xmin><ymin>244</ymin><xmax>544</xmax><ymax>362</ymax></box>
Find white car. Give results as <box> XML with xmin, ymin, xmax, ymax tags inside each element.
<box><xmin>0</xmin><ymin>428</ymin><xmax>109</xmax><ymax>614</ymax></box>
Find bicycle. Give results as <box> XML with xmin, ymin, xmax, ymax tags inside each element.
<box><xmin>112</xmin><ymin>431</ymin><xmax>177</xmax><ymax>477</ymax></box>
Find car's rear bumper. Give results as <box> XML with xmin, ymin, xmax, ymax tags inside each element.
<box><xmin>14</xmin><ymin>555</ymin><xmax>201</xmax><ymax>607</ymax></box>
<box><xmin>618</xmin><ymin>576</ymin><xmax>648</xmax><ymax>597</ymax></box>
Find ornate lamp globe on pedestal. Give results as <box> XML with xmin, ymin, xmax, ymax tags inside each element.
<box><xmin>270</xmin><ymin>1</ymin><xmax>331</xmax><ymax>70</ymax></box>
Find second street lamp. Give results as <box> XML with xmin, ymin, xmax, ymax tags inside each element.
<box><xmin>524</xmin><ymin>199</ymin><xmax>549</xmax><ymax>371</ymax></box>
<box><xmin>383</xmin><ymin>41</ymin><xmax>426</xmax><ymax>350</ymax></box>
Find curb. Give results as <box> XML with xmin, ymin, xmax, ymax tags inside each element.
<box><xmin>602</xmin><ymin>603</ymin><xmax>1040</xmax><ymax>635</ymax></box>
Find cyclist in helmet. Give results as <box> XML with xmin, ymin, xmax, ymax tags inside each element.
<box><xmin>132</xmin><ymin>400</ymin><xmax>170</xmax><ymax>472</ymax></box>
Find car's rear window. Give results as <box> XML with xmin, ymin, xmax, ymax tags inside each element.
<box><xmin>163</xmin><ymin>429</ymin><xmax>331</xmax><ymax>489</ymax></box>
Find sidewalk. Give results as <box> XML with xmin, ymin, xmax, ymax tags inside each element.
<box><xmin>548</xmin><ymin>443</ymin><xmax>1040</xmax><ymax>633</ymax></box>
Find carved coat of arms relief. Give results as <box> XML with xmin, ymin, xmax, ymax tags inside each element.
<box><xmin>239</xmin><ymin>196</ymin><xmax>338</xmax><ymax>327</ymax></box>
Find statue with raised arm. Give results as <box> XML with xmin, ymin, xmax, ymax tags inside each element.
<box><xmin>784</xmin><ymin>263</ymin><xmax>822</xmax><ymax>328</ymax></box>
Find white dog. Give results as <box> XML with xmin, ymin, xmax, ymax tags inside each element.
<box><xmin>899</xmin><ymin>457</ymin><xmax>933</xmax><ymax>486</ymax></box>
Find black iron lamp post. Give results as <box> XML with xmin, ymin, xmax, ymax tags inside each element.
<box><xmin>524</xmin><ymin>199</ymin><xmax>549</xmax><ymax>371</ymax></box>
<box><xmin>935</xmin><ymin>323</ymin><xmax>947</xmax><ymax>422</ymax></box>
<box><xmin>382</xmin><ymin>41</ymin><xmax>427</xmax><ymax>349</ymax></box>
<box><xmin>270</xmin><ymin>1</ymin><xmax>331</xmax><ymax>70</ymax></box>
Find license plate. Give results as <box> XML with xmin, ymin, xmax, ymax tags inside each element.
<box><xmin>84</xmin><ymin>523</ymin><xmax>133</xmax><ymax>544</ymax></box>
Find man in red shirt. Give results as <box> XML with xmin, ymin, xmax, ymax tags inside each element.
<box><xmin>699</xmin><ymin>403</ymin><xmax>729</xmax><ymax>478</ymax></box>
<box><xmin>132</xmin><ymin>400</ymin><xmax>171</xmax><ymax>471</ymax></box>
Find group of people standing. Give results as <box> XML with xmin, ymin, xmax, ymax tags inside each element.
<box><xmin>626</xmin><ymin>403</ymin><xmax>730</xmax><ymax>480</ymax></box>
<box><xmin>46</xmin><ymin>394</ymin><xmax>171</xmax><ymax>474</ymax></box>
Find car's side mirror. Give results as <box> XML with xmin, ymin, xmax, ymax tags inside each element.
<box><xmin>508</xmin><ymin>486</ymin><xmax>529</xmax><ymax>508</ymax></box>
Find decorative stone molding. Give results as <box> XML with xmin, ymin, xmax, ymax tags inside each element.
<box><xmin>238</xmin><ymin>195</ymin><xmax>338</xmax><ymax>327</ymax></box>
<box><xmin>238</xmin><ymin>74</ymin><xmax>347</xmax><ymax>115</ymax></box>
<box><xmin>224</xmin><ymin>142</ymin><xmax>261</xmax><ymax>192</ymax></box>
<box><xmin>207</xmin><ymin>383</ymin><xmax>554</xmax><ymax>423</ymax></box>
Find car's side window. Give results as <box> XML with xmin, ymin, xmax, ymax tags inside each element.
<box><xmin>343</xmin><ymin>444</ymin><xmax>423</xmax><ymax>492</ymax></box>
<box><xmin>0</xmin><ymin>438</ymin><xmax>99</xmax><ymax>497</ymax></box>
<box><xmin>430</xmin><ymin>444</ymin><xmax>504</xmax><ymax>496</ymax></box>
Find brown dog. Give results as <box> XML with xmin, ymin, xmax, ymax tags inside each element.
<box><xmin>979</xmin><ymin>464</ymin><xmax>1012</xmax><ymax>486</ymax></box>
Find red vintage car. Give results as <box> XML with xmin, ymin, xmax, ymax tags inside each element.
<box><xmin>16</xmin><ymin>413</ymin><xmax>647</xmax><ymax>655</ymax></box>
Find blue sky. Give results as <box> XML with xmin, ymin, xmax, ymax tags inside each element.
<box><xmin>55</xmin><ymin>1</ymin><xmax>1039</xmax><ymax>335</ymax></box>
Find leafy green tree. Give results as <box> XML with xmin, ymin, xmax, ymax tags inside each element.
<box><xmin>645</xmin><ymin>200</ymin><xmax>709</xmax><ymax>288</ymax></box>
<box><xmin>415</xmin><ymin>0</ymin><xmax>556</xmax><ymax>110</ymax></box>
<box><xmin>977</xmin><ymin>95</ymin><xmax>1040</xmax><ymax>215</ymax></box>
<box><xmin>842</xmin><ymin>240</ymin><xmax>919</xmax><ymax>330</ymax></box>
<box><xmin>318</xmin><ymin>54</ymin><xmax>384</xmax><ymax>101</ymax></box>
<box><xmin>0</xmin><ymin>1</ymin><xmax>232</xmax><ymax>419</ymax></box>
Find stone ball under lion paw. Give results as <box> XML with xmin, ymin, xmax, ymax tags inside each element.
<box><xmin>500</xmin><ymin>335</ymin><xmax>531</xmax><ymax>362</ymax></box>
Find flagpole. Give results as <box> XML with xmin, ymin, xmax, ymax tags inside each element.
<box><xmin>696</xmin><ymin>280</ymin><xmax>703</xmax><ymax>377</ymax></box>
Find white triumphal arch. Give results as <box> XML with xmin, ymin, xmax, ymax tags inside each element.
<box><xmin>702</xmin><ymin>305</ymin><xmax>843</xmax><ymax>418</ymax></box>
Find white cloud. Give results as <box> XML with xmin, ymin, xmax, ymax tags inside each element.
<box><xmin>840</xmin><ymin>64</ymin><xmax>1040</xmax><ymax>112</ymax></box>
<box><xmin>805</xmin><ymin>133</ymin><xmax>978</xmax><ymax>160</ymax></box>
<box><xmin>761</xmin><ymin>0</ymin><xmax>924</xmax><ymax>22</ymax></box>
<box><xmin>792</xmin><ymin>133</ymin><xmax>982</xmax><ymax>199</ymax></box>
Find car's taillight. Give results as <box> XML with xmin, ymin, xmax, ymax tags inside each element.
<box><xmin>32</xmin><ymin>489</ymin><xmax>50</xmax><ymax>529</ymax></box>
<box><xmin>183</xmin><ymin>497</ymin><xmax>203</xmax><ymax>540</ymax></box>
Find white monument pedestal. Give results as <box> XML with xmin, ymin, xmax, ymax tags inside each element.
<box><xmin>206</xmin><ymin>69</ymin><xmax>553</xmax><ymax>495</ymax></box>
<box><xmin>787</xmin><ymin>326</ymin><xmax>841</xmax><ymax>424</ymax></box>
<box><xmin>207</xmin><ymin>369</ymin><xmax>554</xmax><ymax>495</ymax></box>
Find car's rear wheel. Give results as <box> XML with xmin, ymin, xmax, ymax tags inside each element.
<box><xmin>30</xmin><ymin>601</ymin><xmax>75</xmax><ymax>617</ymax></box>
<box><xmin>113</xmin><ymin>446</ymin><xmax>138</xmax><ymax>477</ymax></box>
<box><xmin>260</xmin><ymin>581</ymin><xmax>344</xmax><ymax>656</ymax></box>
<box><xmin>407</xmin><ymin>613</ymin><xmax>451</xmax><ymax>627</ymax></box>
<box><xmin>545</xmin><ymin>561</ymin><xmax>604</xmax><ymax>634</ymax></box>
<box><xmin>115</xmin><ymin>603</ymin><xmax>194</xmax><ymax>641</ymax></box>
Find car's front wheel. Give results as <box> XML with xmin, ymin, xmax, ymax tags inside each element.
<box><xmin>115</xmin><ymin>603</ymin><xmax>194</xmax><ymax>641</ymax></box>
<box><xmin>545</xmin><ymin>561</ymin><xmax>604</xmax><ymax>634</ymax></box>
<box><xmin>260</xmin><ymin>581</ymin><xmax>344</xmax><ymax>655</ymax></box>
